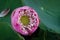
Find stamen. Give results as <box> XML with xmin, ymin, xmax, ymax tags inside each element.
<box><xmin>20</xmin><ymin>23</ymin><xmax>23</xmax><ymax>26</ymax></box>
<box><xmin>24</xmin><ymin>10</ymin><xmax>27</xmax><ymax>14</ymax></box>
<box><xmin>27</xmin><ymin>27</ymin><xmax>31</xmax><ymax>31</ymax></box>
<box><xmin>22</xmin><ymin>27</ymin><xmax>28</xmax><ymax>34</ymax></box>
<box><xmin>20</xmin><ymin>11</ymin><xmax>24</xmax><ymax>16</ymax></box>
<box><xmin>27</xmin><ymin>10</ymin><xmax>31</xmax><ymax>17</ymax></box>
<box><xmin>23</xmin><ymin>26</ymin><xmax>26</xmax><ymax>27</ymax></box>
<box><xmin>30</xmin><ymin>24</ymin><xmax>33</xmax><ymax>26</ymax></box>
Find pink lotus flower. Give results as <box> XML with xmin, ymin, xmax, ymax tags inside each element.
<box><xmin>11</xmin><ymin>6</ymin><xmax>40</xmax><ymax>35</ymax></box>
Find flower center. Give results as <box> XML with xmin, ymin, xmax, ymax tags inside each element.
<box><xmin>20</xmin><ymin>15</ymin><xmax>30</xmax><ymax>26</ymax></box>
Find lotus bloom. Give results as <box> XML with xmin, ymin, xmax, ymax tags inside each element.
<box><xmin>11</xmin><ymin>6</ymin><xmax>40</xmax><ymax>35</ymax></box>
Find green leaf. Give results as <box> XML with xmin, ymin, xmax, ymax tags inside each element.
<box><xmin>0</xmin><ymin>22</ymin><xmax>24</xmax><ymax>40</ymax></box>
<box><xmin>0</xmin><ymin>0</ymin><xmax>60</xmax><ymax>40</ymax></box>
<box><xmin>0</xmin><ymin>0</ymin><xmax>24</xmax><ymax>24</ymax></box>
<box><xmin>39</xmin><ymin>22</ymin><xmax>48</xmax><ymax>31</ymax></box>
<box><xmin>23</xmin><ymin>0</ymin><xmax>60</xmax><ymax>33</ymax></box>
<box><xmin>23</xmin><ymin>27</ymin><xmax>60</xmax><ymax>40</ymax></box>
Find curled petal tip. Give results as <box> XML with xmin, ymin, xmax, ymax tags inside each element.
<box><xmin>0</xmin><ymin>8</ymin><xmax>10</xmax><ymax>17</ymax></box>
